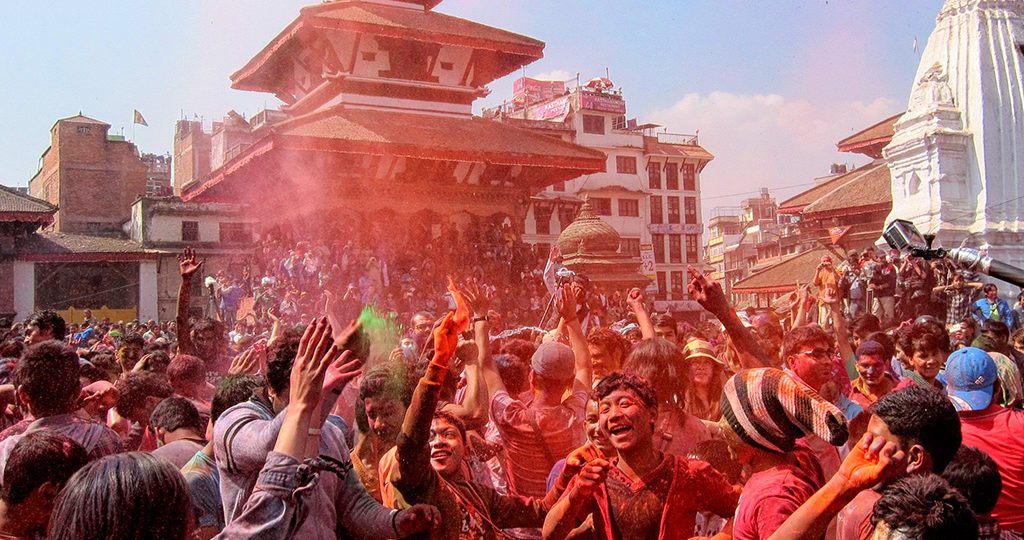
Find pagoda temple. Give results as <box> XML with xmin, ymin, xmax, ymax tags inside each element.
<box><xmin>178</xmin><ymin>0</ymin><xmax>605</xmax><ymax>226</ymax></box>
<box><xmin>556</xmin><ymin>200</ymin><xmax>649</xmax><ymax>290</ymax></box>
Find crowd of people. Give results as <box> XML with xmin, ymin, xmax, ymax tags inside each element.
<box><xmin>0</xmin><ymin>238</ymin><xmax>1023</xmax><ymax>539</ymax></box>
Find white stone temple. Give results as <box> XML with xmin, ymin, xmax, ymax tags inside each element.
<box><xmin>884</xmin><ymin>0</ymin><xmax>1024</xmax><ymax>269</ymax></box>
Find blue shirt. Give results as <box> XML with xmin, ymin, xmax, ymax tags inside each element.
<box><xmin>973</xmin><ymin>297</ymin><xmax>1015</xmax><ymax>329</ymax></box>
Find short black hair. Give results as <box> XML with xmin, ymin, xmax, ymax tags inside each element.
<box><xmin>622</xmin><ymin>338</ymin><xmax>684</xmax><ymax>407</ymax></box>
<box><xmin>210</xmin><ymin>374</ymin><xmax>260</xmax><ymax>423</ymax></box>
<box><xmin>850</xmin><ymin>314</ymin><xmax>881</xmax><ymax>339</ymax></box>
<box><xmin>981</xmin><ymin>320</ymin><xmax>1010</xmax><ymax>344</ymax></box>
<box><xmin>864</xmin><ymin>331</ymin><xmax>895</xmax><ymax>362</ymax></box>
<box><xmin>265</xmin><ymin>329</ymin><xmax>303</xmax><ymax>395</ymax></box>
<box><xmin>358</xmin><ymin>362</ymin><xmax>412</xmax><ymax>406</ymax></box>
<box><xmin>494</xmin><ymin>353</ymin><xmax>529</xmax><ymax>396</ymax></box>
<box><xmin>982</xmin><ymin>283</ymin><xmax>998</xmax><ymax>294</ymax></box>
<box><xmin>114</xmin><ymin>372</ymin><xmax>172</xmax><ymax>419</ymax></box>
<box><xmin>871</xmin><ymin>475</ymin><xmax>977</xmax><ymax>539</ymax></box>
<box><xmin>1</xmin><ymin>430</ymin><xmax>88</xmax><ymax>506</ymax></box>
<box><xmin>432</xmin><ymin>409</ymin><xmax>466</xmax><ymax>443</ymax></box>
<box><xmin>593</xmin><ymin>371</ymin><xmax>658</xmax><ymax>410</ymax></box>
<box><xmin>118</xmin><ymin>334</ymin><xmax>145</xmax><ymax>350</ymax></box>
<box><xmin>15</xmin><ymin>341</ymin><xmax>81</xmax><ymax>416</ymax></box>
<box><xmin>869</xmin><ymin>385</ymin><xmax>961</xmax><ymax>473</ymax></box>
<box><xmin>941</xmin><ymin>446</ymin><xmax>1002</xmax><ymax>516</ymax></box>
<box><xmin>149</xmin><ymin>396</ymin><xmax>203</xmax><ymax>434</ymax></box>
<box><xmin>27</xmin><ymin>310</ymin><xmax>66</xmax><ymax>341</ymax></box>
<box><xmin>650</xmin><ymin>313</ymin><xmax>677</xmax><ymax>332</ymax></box>
<box><xmin>906</xmin><ymin>322</ymin><xmax>951</xmax><ymax>358</ymax></box>
<box><xmin>781</xmin><ymin>325</ymin><xmax>832</xmax><ymax>360</ymax></box>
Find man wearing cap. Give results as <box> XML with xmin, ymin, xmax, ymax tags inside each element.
<box><xmin>946</xmin><ymin>347</ymin><xmax>1024</xmax><ymax>534</ymax></box>
<box><xmin>482</xmin><ymin>286</ymin><xmax>592</xmax><ymax>501</ymax></box>
<box><xmin>718</xmin><ymin>368</ymin><xmax>849</xmax><ymax>539</ymax></box>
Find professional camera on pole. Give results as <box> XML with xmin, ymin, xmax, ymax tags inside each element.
<box><xmin>883</xmin><ymin>219</ymin><xmax>1024</xmax><ymax>289</ymax></box>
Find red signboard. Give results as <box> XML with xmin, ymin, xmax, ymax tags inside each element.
<box><xmin>580</xmin><ymin>92</ymin><xmax>626</xmax><ymax>114</ymax></box>
<box><xmin>513</xmin><ymin>77</ymin><xmax>566</xmax><ymax>103</ymax></box>
<box><xmin>526</xmin><ymin>96</ymin><xmax>571</xmax><ymax>121</ymax></box>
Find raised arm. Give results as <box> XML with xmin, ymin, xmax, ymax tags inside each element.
<box><xmin>687</xmin><ymin>265</ymin><xmax>771</xmax><ymax>368</ymax></box>
<box><xmin>176</xmin><ymin>247</ymin><xmax>203</xmax><ymax>356</ymax></box>
<box><xmin>542</xmin><ymin>444</ymin><xmax>609</xmax><ymax>540</ymax></box>
<box><xmin>561</xmin><ymin>284</ymin><xmax>593</xmax><ymax>391</ymax></box>
<box><xmin>625</xmin><ymin>287</ymin><xmax>655</xmax><ymax>339</ymax></box>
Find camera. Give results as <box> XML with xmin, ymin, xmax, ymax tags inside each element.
<box><xmin>883</xmin><ymin>220</ymin><xmax>944</xmax><ymax>260</ymax></box>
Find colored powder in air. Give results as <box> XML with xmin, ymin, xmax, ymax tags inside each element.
<box><xmin>357</xmin><ymin>305</ymin><xmax>404</xmax><ymax>367</ymax></box>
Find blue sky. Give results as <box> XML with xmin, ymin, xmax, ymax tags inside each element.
<box><xmin>0</xmin><ymin>1</ymin><xmax>942</xmax><ymax>208</ymax></box>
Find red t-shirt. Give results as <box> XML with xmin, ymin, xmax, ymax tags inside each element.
<box><xmin>732</xmin><ymin>444</ymin><xmax>825</xmax><ymax>540</ymax></box>
<box><xmin>836</xmin><ymin>487</ymin><xmax>880</xmax><ymax>540</ymax></box>
<box><xmin>960</xmin><ymin>404</ymin><xmax>1024</xmax><ymax>532</ymax></box>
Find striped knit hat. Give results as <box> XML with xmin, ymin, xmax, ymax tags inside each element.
<box><xmin>720</xmin><ymin>368</ymin><xmax>848</xmax><ymax>453</ymax></box>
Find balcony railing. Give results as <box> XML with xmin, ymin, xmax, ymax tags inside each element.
<box><xmin>656</xmin><ymin>131</ymin><xmax>699</xmax><ymax>146</ymax></box>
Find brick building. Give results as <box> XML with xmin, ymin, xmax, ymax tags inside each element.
<box><xmin>27</xmin><ymin>114</ymin><xmax>148</xmax><ymax>233</ymax></box>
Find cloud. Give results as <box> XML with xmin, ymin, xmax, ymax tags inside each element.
<box><xmin>645</xmin><ymin>92</ymin><xmax>901</xmax><ymax>208</ymax></box>
<box><xmin>530</xmin><ymin>69</ymin><xmax>573</xmax><ymax>82</ymax></box>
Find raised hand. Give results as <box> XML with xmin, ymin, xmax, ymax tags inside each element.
<box><xmin>625</xmin><ymin>287</ymin><xmax>644</xmax><ymax>310</ymax></box>
<box><xmin>687</xmin><ymin>265</ymin><xmax>728</xmax><ymax>312</ymax></box>
<box><xmin>177</xmin><ymin>247</ymin><xmax>203</xmax><ymax>278</ymax></box>
<box><xmin>432</xmin><ymin>312</ymin><xmax>460</xmax><ymax>366</ymax></box>
<box><xmin>228</xmin><ymin>346</ymin><xmax>259</xmax><ymax>375</ymax></box>
<box><xmin>322</xmin><ymin>349</ymin><xmax>362</xmax><ymax>395</ymax></box>
<box><xmin>394</xmin><ymin>504</ymin><xmax>441</xmax><ymax>537</ymax></box>
<box><xmin>463</xmin><ymin>281</ymin><xmax>491</xmax><ymax>317</ymax></box>
<box><xmin>555</xmin><ymin>284</ymin><xmax>578</xmax><ymax>321</ymax></box>
<box><xmin>446</xmin><ymin>277</ymin><xmax>470</xmax><ymax>332</ymax></box>
<box><xmin>835</xmin><ymin>432</ymin><xmax>907</xmax><ymax>493</ymax></box>
<box><xmin>289</xmin><ymin>317</ymin><xmax>341</xmax><ymax>409</ymax></box>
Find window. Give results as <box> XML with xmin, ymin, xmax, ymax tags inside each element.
<box><xmin>618</xmin><ymin>199</ymin><xmax>639</xmax><ymax>217</ymax></box>
<box><xmin>667</xmin><ymin>197</ymin><xmax>681</xmax><ymax>224</ymax></box>
<box><xmin>657</xmin><ymin>272</ymin><xmax>667</xmax><ymax>299</ymax></box>
<box><xmin>181</xmin><ymin>221</ymin><xmax>199</xmax><ymax>242</ymax></box>
<box><xmin>666</xmin><ymin>164</ymin><xmax>679</xmax><ymax>190</ymax></box>
<box><xmin>620</xmin><ymin>237</ymin><xmax>640</xmax><ymax>255</ymax></box>
<box><xmin>683</xmin><ymin>164</ymin><xmax>696</xmax><ymax>191</ymax></box>
<box><xmin>652</xmin><ymin>234</ymin><xmax>665</xmax><ymax>263</ymax></box>
<box><xmin>590</xmin><ymin>197</ymin><xmax>612</xmax><ymax>216</ymax></box>
<box><xmin>684</xmin><ymin>197</ymin><xmax>698</xmax><ymax>224</ymax></box>
<box><xmin>439</xmin><ymin>61</ymin><xmax>454</xmax><ymax>70</ymax></box>
<box><xmin>582</xmin><ymin>114</ymin><xmax>605</xmax><ymax>135</ymax></box>
<box><xmin>686</xmin><ymin>234</ymin><xmax>699</xmax><ymax>263</ymax></box>
<box><xmin>671</xmin><ymin>271</ymin><xmax>685</xmax><ymax>300</ymax></box>
<box><xmin>219</xmin><ymin>222</ymin><xmax>252</xmax><ymax>243</ymax></box>
<box><xmin>361</xmin><ymin>51</ymin><xmax>376</xmax><ymax>61</ymax></box>
<box><xmin>612</xmin><ymin>116</ymin><xmax>627</xmax><ymax>130</ymax></box>
<box><xmin>76</xmin><ymin>125</ymin><xmax>92</xmax><ymax>135</ymax></box>
<box><xmin>557</xmin><ymin>205</ymin><xmax>577</xmax><ymax>232</ymax></box>
<box><xmin>669</xmin><ymin>235</ymin><xmax>682</xmax><ymax>263</ymax></box>
<box><xmin>552</xmin><ymin>181</ymin><xmax>565</xmax><ymax>192</ymax></box>
<box><xmin>616</xmin><ymin>156</ymin><xmax>637</xmax><ymax>174</ymax></box>
<box><xmin>650</xmin><ymin>196</ymin><xmax>663</xmax><ymax>224</ymax></box>
<box><xmin>648</xmin><ymin>161</ymin><xmax>662</xmax><ymax>189</ymax></box>
<box><xmin>534</xmin><ymin>204</ymin><xmax>553</xmax><ymax>235</ymax></box>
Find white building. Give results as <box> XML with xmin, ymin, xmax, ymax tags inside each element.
<box><xmin>884</xmin><ymin>0</ymin><xmax>1024</xmax><ymax>271</ymax></box>
<box><xmin>491</xmin><ymin>76</ymin><xmax>713</xmax><ymax>319</ymax></box>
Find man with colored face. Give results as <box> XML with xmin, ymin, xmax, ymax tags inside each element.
<box><xmin>849</xmin><ymin>340</ymin><xmax>897</xmax><ymax>408</ymax></box>
<box><xmin>543</xmin><ymin>372</ymin><xmax>739</xmax><ymax>540</ymax></box>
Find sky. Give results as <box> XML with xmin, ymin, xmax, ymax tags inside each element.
<box><xmin>0</xmin><ymin>0</ymin><xmax>943</xmax><ymax>210</ymax></box>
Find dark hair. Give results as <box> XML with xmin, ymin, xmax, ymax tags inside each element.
<box><xmin>494</xmin><ymin>353</ymin><xmax>529</xmax><ymax>396</ymax></box>
<box><xmin>27</xmin><ymin>310</ymin><xmax>66</xmax><ymax>341</ymax></box>
<box><xmin>211</xmin><ymin>374</ymin><xmax>260</xmax><ymax>423</ymax></box>
<box><xmin>149</xmin><ymin>396</ymin><xmax>203</xmax><ymax>434</ymax></box>
<box><xmin>1</xmin><ymin>430</ymin><xmax>88</xmax><ymax>506</ymax></box>
<box><xmin>432</xmin><ymin>409</ymin><xmax>466</xmax><ymax>443</ymax></box>
<box><xmin>650</xmin><ymin>313</ymin><xmax>677</xmax><ymax>333</ymax></box>
<box><xmin>166</xmin><ymin>354</ymin><xmax>206</xmax><ymax>388</ymax></box>
<box><xmin>864</xmin><ymin>331</ymin><xmax>895</xmax><ymax>362</ymax></box>
<box><xmin>265</xmin><ymin>329</ymin><xmax>303</xmax><ymax>395</ymax></box>
<box><xmin>869</xmin><ymin>385</ymin><xmax>961</xmax><ymax>472</ymax></box>
<box><xmin>358</xmin><ymin>362</ymin><xmax>412</xmax><ymax>405</ymax></box>
<box><xmin>981</xmin><ymin>320</ymin><xmax>1010</xmax><ymax>344</ymax></box>
<box><xmin>593</xmin><ymin>371</ymin><xmax>658</xmax><ymax>410</ymax></box>
<box><xmin>982</xmin><ymin>283</ymin><xmax>997</xmax><ymax>294</ymax></box>
<box><xmin>870</xmin><ymin>475</ymin><xmax>977</xmax><ymax>539</ymax></box>
<box><xmin>850</xmin><ymin>314</ymin><xmax>881</xmax><ymax>339</ymax></box>
<box><xmin>114</xmin><ymin>372</ymin><xmax>173</xmax><ymax>419</ymax></box>
<box><xmin>88</xmin><ymin>353</ymin><xmax>118</xmax><ymax>382</ymax></box>
<box><xmin>79</xmin><ymin>362</ymin><xmax>109</xmax><ymax>384</ymax></box>
<box><xmin>0</xmin><ymin>339</ymin><xmax>25</xmax><ymax>359</ymax></box>
<box><xmin>942</xmin><ymin>445</ymin><xmax>1001</xmax><ymax>516</ymax></box>
<box><xmin>1013</xmin><ymin>327</ymin><xmax>1024</xmax><ymax>348</ymax></box>
<box><xmin>118</xmin><ymin>335</ymin><xmax>145</xmax><ymax>351</ymax></box>
<box><xmin>622</xmin><ymin>338</ymin><xmax>684</xmax><ymax>407</ymax></box>
<box><xmin>781</xmin><ymin>325</ymin><xmax>832</xmax><ymax>360</ymax></box>
<box><xmin>688</xmin><ymin>439</ymin><xmax>742</xmax><ymax>484</ymax></box>
<box><xmin>587</xmin><ymin>328</ymin><xmax>629</xmax><ymax>362</ymax></box>
<box><xmin>906</xmin><ymin>322</ymin><xmax>950</xmax><ymax>358</ymax></box>
<box><xmin>191</xmin><ymin>318</ymin><xmax>226</xmax><ymax>341</ymax></box>
<box><xmin>499</xmin><ymin>338</ymin><xmax>537</xmax><ymax>365</ymax></box>
<box><xmin>48</xmin><ymin>452</ymin><xmax>192</xmax><ymax>540</ymax></box>
<box><xmin>139</xmin><ymin>350</ymin><xmax>171</xmax><ymax>374</ymax></box>
<box><xmin>15</xmin><ymin>341</ymin><xmax>81</xmax><ymax>416</ymax></box>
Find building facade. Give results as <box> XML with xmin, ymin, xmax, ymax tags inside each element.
<box><xmin>27</xmin><ymin>114</ymin><xmax>149</xmax><ymax>234</ymax></box>
<box><xmin>490</xmin><ymin>76</ymin><xmax>713</xmax><ymax>318</ymax></box>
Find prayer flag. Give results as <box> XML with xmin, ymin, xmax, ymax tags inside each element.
<box><xmin>133</xmin><ymin>109</ymin><xmax>148</xmax><ymax>127</ymax></box>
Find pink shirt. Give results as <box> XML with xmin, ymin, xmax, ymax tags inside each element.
<box><xmin>490</xmin><ymin>389</ymin><xmax>588</xmax><ymax>498</ymax></box>
<box><xmin>960</xmin><ymin>405</ymin><xmax>1024</xmax><ymax>532</ymax></box>
<box><xmin>733</xmin><ymin>444</ymin><xmax>825</xmax><ymax>540</ymax></box>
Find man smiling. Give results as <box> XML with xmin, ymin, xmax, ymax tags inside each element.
<box><xmin>543</xmin><ymin>372</ymin><xmax>739</xmax><ymax>540</ymax></box>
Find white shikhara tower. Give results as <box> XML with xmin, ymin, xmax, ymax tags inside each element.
<box><xmin>884</xmin><ymin>0</ymin><xmax>1024</xmax><ymax>268</ymax></box>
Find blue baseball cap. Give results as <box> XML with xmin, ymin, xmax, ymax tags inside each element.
<box><xmin>945</xmin><ymin>347</ymin><xmax>998</xmax><ymax>411</ymax></box>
